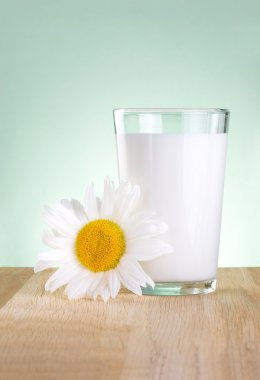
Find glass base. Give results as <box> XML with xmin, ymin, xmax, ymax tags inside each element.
<box><xmin>141</xmin><ymin>279</ymin><xmax>216</xmax><ymax>296</ymax></box>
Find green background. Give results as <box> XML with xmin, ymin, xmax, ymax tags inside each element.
<box><xmin>0</xmin><ymin>0</ymin><xmax>259</xmax><ymax>267</ymax></box>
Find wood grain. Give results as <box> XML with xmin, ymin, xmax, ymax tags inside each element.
<box><xmin>0</xmin><ymin>268</ymin><xmax>259</xmax><ymax>380</ymax></box>
<box><xmin>0</xmin><ymin>267</ymin><xmax>33</xmax><ymax>308</ymax></box>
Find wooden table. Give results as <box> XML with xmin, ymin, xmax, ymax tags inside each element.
<box><xmin>0</xmin><ymin>268</ymin><xmax>259</xmax><ymax>380</ymax></box>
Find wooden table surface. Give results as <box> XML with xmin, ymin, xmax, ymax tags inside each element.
<box><xmin>0</xmin><ymin>268</ymin><xmax>259</xmax><ymax>380</ymax></box>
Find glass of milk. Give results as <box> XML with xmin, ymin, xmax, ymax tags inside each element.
<box><xmin>114</xmin><ymin>109</ymin><xmax>229</xmax><ymax>295</ymax></box>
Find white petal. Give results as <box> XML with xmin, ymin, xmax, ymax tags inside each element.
<box><xmin>59</xmin><ymin>199</ymin><xmax>71</xmax><ymax>208</ymax></box>
<box><xmin>118</xmin><ymin>271</ymin><xmax>142</xmax><ymax>296</ymax></box>
<box><xmin>37</xmin><ymin>250</ymin><xmax>72</xmax><ymax>262</ymax></box>
<box><xmin>101</xmin><ymin>286</ymin><xmax>110</xmax><ymax>302</ymax></box>
<box><xmin>92</xmin><ymin>276</ymin><xmax>110</xmax><ymax>300</ymax></box>
<box><xmin>116</xmin><ymin>259</ymin><xmax>150</xmax><ymax>295</ymax></box>
<box><xmin>65</xmin><ymin>271</ymin><xmax>93</xmax><ymax>299</ymax></box>
<box><xmin>43</xmin><ymin>206</ymin><xmax>80</xmax><ymax>236</ymax></box>
<box><xmin>108</xmin><ymin>270</ymin><xmax>121</xmax><ymax>298</ymax></box>
<box><xmin>66</xmin><ymin>271</ymin><xmax>105</xmax><ymax>300</ymax></box>
<box><xmin>113</xmin><ymin>181</ymin><xmax>131</xmax><ymax>216</ymax></box>
<box><xmin>128</xmin><ymin>210</ymin><xmax>156</xmax><ymax>223</ymax></box>
<box><xmin>42</xmin><ymin>230</ymin><xmax>75</xmax><ymax>250</ymax></box>
<box><xmin>115</xmin><ymin>181</ymin><xmax>131</xmax><ymax>205</ymax></box>
<box><xmin>119</xmin><ymin>256</ymin><xmax>154</xmax><ymax>288</ymax></box>
<box><xmin>96</xmin><ymin>196</ymin><xmax>101</xmax><ymax>213</ymax></box>
<box><xmin>88</xmin><ymin>272</ymin><xmax>106</xmax><ymax>295</ymax></box>
<box><xmin>84</xmin><ymin>183</ymin><xmax>99</xmax><ymax>221</ymax></box>
<box><xmin>42</xmin><ymin>212</ymin><xmax>72</xmax><ymax>237</ymax></box>
<box><xmin>42</xmin><ymin>230</ymin><xmax>57</xmax><ymax>248</ymax></box>
<box><xmin>34</xmin><ymin>260</ymin><xmax>61</xmax><ymax>272</ymax></box>
<box><xmin>124</xmin><ymin>185</ymin><xmax>141</xmax><ymax>216</ymax></box>
<box><xmin>91</xmin><ymin>276</ymin><xmax>110</xmax><ymax>301</ymax></box>
<box><xmin>52</xmin><ymin>229</ymin><xmax>63</xmax><ymax>237</ymax></box>
<box><xmin>121</xmin><ymin>210</ymin><xmax>156</xmax><ymax>229</ymax></box>
<box><xmin>44</xmin><ymin>263</ymin><xmax>81</xmax><ymax>292</ymax></box>
<box><xmin>92</xmin><ymin>276</ymin><xmax>107</xmax><ymax>300</ymax></box>
<box><xmin>113</xmin><ymin>183</ymin><xmax>141</xmax><ymax>223</ymax></box>
<box><xmin>70</xmin><ymin>199</ymin><xmax>88</xmax><ymax>224</ymax></box>
<box><xmin>100</xmin><ymin>177</ymin><xmax>115</xmax><ymax>219</ymax></box>
<box><xmin>125</xmin><ymin>219</ymin><xmax>168</xmax><ymax>240</ymax></box>
<box><xmin>49</xmin><ymin>202</ymin><xmax>83</xmax><ymax>229</ymax></box>
<box><xmin>42</xmin><ymin>230</ymin><xmax>72</xmax><ymax>249</ymax></box>
<box><xmin>126</xmin><ymin>238</ymin><xmax>173</xmax><ymax>261</ymax></box>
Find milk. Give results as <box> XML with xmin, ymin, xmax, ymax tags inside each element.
<box><xmin>116</xmin><ymin>133</ymin><xmax>227</xmax><ymax>282</ymax></box>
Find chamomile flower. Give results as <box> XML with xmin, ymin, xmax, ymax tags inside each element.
<box><xmin>34</xmin><ymin>177</ymin><xmax>172</xmax><ymax>301</ymax></box>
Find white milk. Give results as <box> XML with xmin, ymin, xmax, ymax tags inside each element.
<box><xmin>116</xmin><ymin>133</ymin><xmax>227</xmax><ymax>282</ymax></box>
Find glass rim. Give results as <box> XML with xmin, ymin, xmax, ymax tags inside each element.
<box><xmin>114</xmin><ymin>108</ymin><xmax>230</xmax><ymax>115</ymax></box>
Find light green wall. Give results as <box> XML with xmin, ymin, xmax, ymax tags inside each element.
<box><xmin>0</xmin><ymin>0</ymin><xmax>259</xmax><ymax>267</ymax></box>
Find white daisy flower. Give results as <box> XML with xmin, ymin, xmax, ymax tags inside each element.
<box><xmin>34</xmin><ymin>177</ymin><xmax>173</xmax><ymax>301</ymax></box>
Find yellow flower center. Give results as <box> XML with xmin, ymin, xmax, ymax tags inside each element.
<box><xmin>75</xmin><ymin>219</ymin><xmax>126</xmax><ymax>272</ymax></box>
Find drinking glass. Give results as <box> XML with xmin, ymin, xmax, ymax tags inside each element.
<box><xmin>114</xmin><ymin>108</ymin><xmax>229</xmax><ymax>295</ymax></box>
